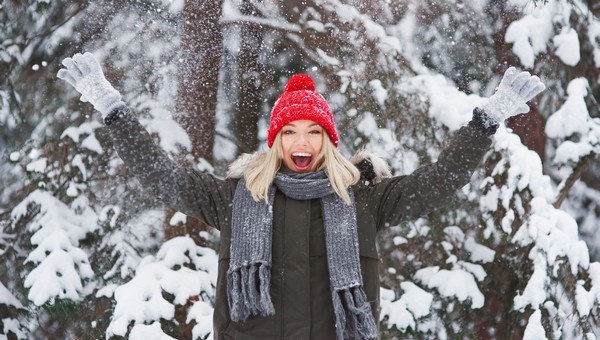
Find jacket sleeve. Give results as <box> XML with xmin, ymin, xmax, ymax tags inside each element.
<box><xmin>366</xmin><ymin>109</ymin><xmax>495</xmax><ymax>230</ymax></box>
<box><xmin>104</xmin><ymin>106</ymin><xmax>233</xmax><ymax>230</ymax></box>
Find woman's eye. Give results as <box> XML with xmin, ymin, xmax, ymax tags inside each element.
<box><xmin>309</xmin><ymin>130</ymin><xmax>322</xmax><ymax>134</ymax></box>
<box><xmin>283</xmin><ymin>130</ymin><xmax>294</xmax><ymax>135</ymax></box>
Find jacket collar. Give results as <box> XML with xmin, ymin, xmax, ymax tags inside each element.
<box><xmin>226</xmin><ymin>149</ymin><xmax>391</xmax><ymax>184</ymax></box>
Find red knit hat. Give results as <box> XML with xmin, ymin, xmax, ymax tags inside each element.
<box><xmin>267</xmin><ymin>74</ymin><xmax>339</xmax><ymax>148</ymax></box>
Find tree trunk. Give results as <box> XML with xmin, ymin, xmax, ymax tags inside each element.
<box><xmin>506</xmin><ymin>107</ymin><xmax>546</xmax><ymax>164</ymax></box>
<box><xmin>165</xmin><ymin>0</ymin><xmax>224</xmax><ymax>245</ymax></box>
<box><xmin>176</xmin><ymin>0</ymin><xmax>224</xmax><ymax>163</ymax></box>
<box><xmin>232</xmin><ymin>0</ymin><xmax>264</xmax><ymax>154</ymax></box>
<box><xmin>165</xmin><ymin>2</ymin><xmax>225</xmax><ymax>334</ymax></box>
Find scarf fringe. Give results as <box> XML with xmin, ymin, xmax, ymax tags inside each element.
<box><xmin>227</xmin><ymin>262</ymin><xmax>275</xmax><ymax>322</ymax></box>
<box><xmin>333</xmin><ymin>286</ymin><xmax>378</xmax><ymax>340</ymax></box>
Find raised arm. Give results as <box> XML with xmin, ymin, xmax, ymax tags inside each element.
<box><xmin>368</xmin><ymin>67</ymin><xmax>545</xmax><ymax>229</ymax></box>
<box><xmin>57</xmin><ymin>52</ymin><xmax>233</xmax><ymax>230</ymax></box>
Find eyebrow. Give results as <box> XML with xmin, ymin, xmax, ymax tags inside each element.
<box><xmin>284</xmin><ymin>123</ymin><xmax>321</xmax><ymax>128</ymax></box>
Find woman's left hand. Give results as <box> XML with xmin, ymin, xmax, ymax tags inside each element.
<box><xmin>482</xmin><ymin>67</ymin><xmax>546</xmax><ymax>124</ymax></box>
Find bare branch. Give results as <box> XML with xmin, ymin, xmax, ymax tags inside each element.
<box><xmin>553</xmin><ymin>154</ymin><xmax>596</xmax><ymax>208</ymax></box>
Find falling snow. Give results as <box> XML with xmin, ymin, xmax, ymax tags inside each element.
<box><xmin>2</xmin><ymin>0</ymin><xmax>600</xmax><ymax>339</ymax></box>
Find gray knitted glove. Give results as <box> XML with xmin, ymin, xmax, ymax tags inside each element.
<box><xmin>481</xmin><ymin>67</ymin><xmax>545</xmax><ymax>126</ymax></box>
<box><xmin>57</xmin><ymin>52</ymin><xmax>125</xmax><ymax>118</ymax></box>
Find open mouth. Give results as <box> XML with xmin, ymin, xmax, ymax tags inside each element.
<box><xmin>291</xmin><ymin>152</ymin><xmax>313</xmax><ymax>170</ymax></box>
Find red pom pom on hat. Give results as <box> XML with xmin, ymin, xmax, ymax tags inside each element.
<box><xmin>284</xmin><ymin>74</ymin><xmax>316</xmax><ymax>92</ymax></box>
<box><xmin>267</xmin><ymin>74</ymin><xmax>339</xmax><ymax>148</ymax></box>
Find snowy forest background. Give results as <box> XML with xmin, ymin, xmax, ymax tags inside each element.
<box><xmin>1</xmin><ymin>0</ymin><xmax>600</xmax><ymax>338</ymax></box>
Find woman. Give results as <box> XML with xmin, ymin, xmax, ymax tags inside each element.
<box><xmin>58</xmin><ymin>52</ymin><xmax>544</xmax><ymax>339</ymax></box>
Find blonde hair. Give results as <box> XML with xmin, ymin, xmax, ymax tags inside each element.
<box><xmin>244</xmin><ymin>132</ymin><xmax>360</xmax><ymax>204</ymax></box>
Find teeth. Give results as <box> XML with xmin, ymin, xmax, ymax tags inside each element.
<box><xmin>292</xmin><ymin>152</ymin><xmax>312</xmax><ymax>157</ymax></box>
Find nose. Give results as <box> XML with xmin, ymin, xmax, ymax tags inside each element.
<box><xmin>294</xmin><ymin>133</ymin><xmax>309</xmax><ymax>146</ymax></box>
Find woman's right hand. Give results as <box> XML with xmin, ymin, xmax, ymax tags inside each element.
<box><xmin>57</xmin><ymin>52</ymin><xmax>125</xmax><ymax>118</ymax></box>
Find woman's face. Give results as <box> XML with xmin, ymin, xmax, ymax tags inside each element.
<box><xmin>280</xmin><ymin>120</ymin><xmax>324</xmax><ymax>173</ymax></box>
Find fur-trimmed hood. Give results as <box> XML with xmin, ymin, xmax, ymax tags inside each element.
<box><xmin>226</xmin><ymin>149</ymin><xmax>391</xmax><ymax>184</ymax></box>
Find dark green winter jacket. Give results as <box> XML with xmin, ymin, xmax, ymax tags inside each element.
<box><xmin>107</xmin><ymin>107</ymin><xmax>494</xmax><ymax>339</ymax></box>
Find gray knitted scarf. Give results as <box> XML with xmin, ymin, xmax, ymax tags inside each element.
<box><xmin>227</xmin><ymin>170</ymin><xmax>378</xmax><ymax>340</ymax></box>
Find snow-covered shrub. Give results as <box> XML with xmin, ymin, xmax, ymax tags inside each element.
<box><xmin>0</xmin><ymin>281</ymin><xmax>27</xmax><ymax>339</ymax></box>
<box><xmin>105</xmin><ymin>236</ymin><xmax>217</xmax><ymax>339</ymax></box>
